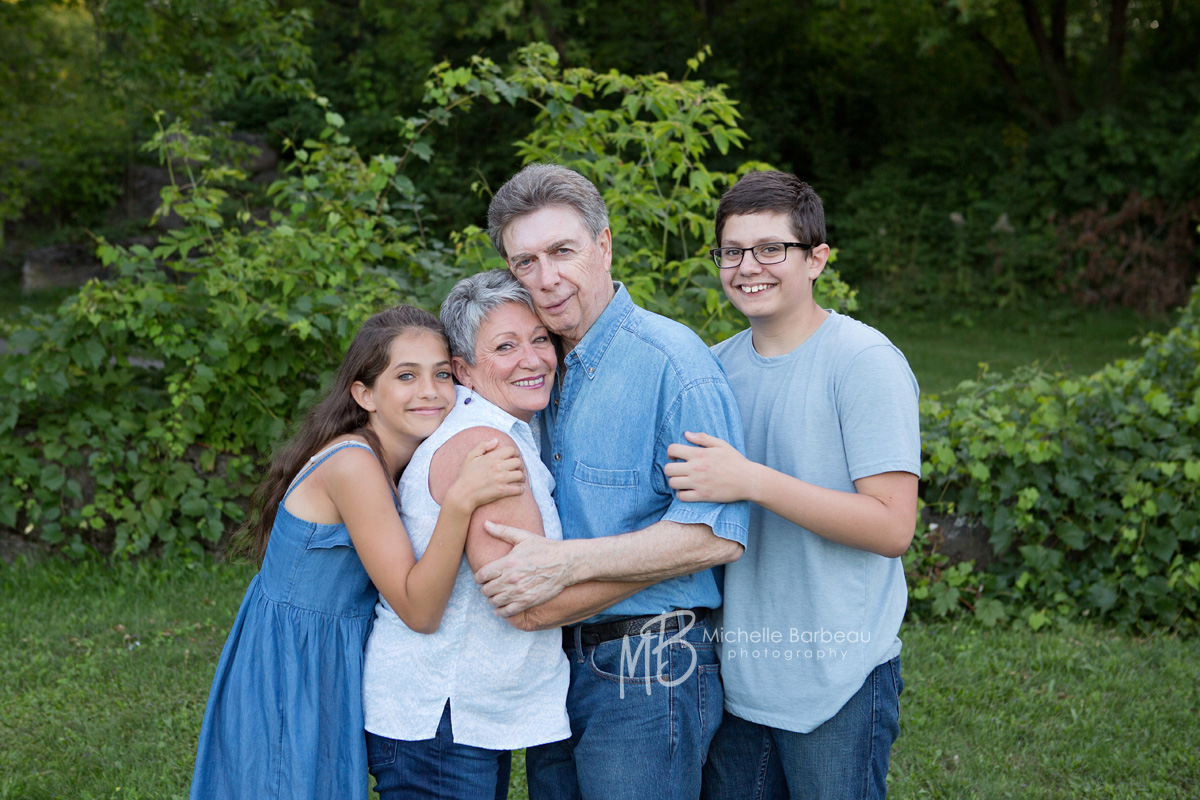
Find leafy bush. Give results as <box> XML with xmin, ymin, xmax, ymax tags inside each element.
<box><xmin>0</xmin><ymin>47</ymin><xmax>856</xmax><ymax>556</ymax></box>
<box><xmin>0</xmin><ymin>111</ymin><xmax>427</xmax><ymax>555</ymax></box>
<box><xmin>832</xmin><ymin>80</ymin><xmax>1200</xmax><ymax>312</ymax></box>
<box><xmin>914</xmin><ymin>286</ymin><xmax>1200</xmax><ymax>632</ymax></box>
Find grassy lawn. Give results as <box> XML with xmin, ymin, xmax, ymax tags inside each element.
<box><xmin>855</xmin><ymin>299</ymin><xmax>1174</xmax><ymax>396</ymax></box>
<box><xmin>2</xmin><ymin>557</ymin><xmax>1197</xmax><ymax>799</ymax></box>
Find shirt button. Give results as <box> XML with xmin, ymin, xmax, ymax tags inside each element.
<box><xmin>588</xmin><ymin>367</ymin><xmax>594</xmax><ymax>374</ymax></box>
<box><xmin>554</xmin><ymin>453</ymin><xmax>562</xmax><ymax>461</ymax></box>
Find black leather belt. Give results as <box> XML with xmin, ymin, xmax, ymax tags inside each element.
<box><xmin>562</xmin><ymin>609</ymin><xmax>708</xmax><ymax>649</ymax></box>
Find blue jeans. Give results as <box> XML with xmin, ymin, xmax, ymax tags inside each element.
<box><xmin>367</xmin><ymin>701</ymin><xmax>511</xmax><ymax>800</ymax></box>
<box><xmin>701</xmin><ymin>656</ymin><xmax>903</xmax><ymax>800</ymax></box>
<box><xmin>527</xmin><ymin>617</ymin><xmax>723</xmax><ymax>800</ymax></box>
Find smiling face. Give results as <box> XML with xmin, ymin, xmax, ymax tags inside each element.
<box><xmin>453</xmin><ymin>301</ymin><xmax>557</xmax><ymax>422</ymax></box>
<box><xmin>355</xmin><ymin>329</ymin><xmax>456</xmax><ymax>448</ymax></box>
<box><xmin>719</xmin><ymin>211</ymin><xmax>828</xmax><ymax>335</ymax></box>
<box><xmin>502</xmin><ymin>205</ymin><xmax>615</xmax><ymax>351</ymax></box>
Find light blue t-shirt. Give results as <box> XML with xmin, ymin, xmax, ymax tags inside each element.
<box><xmin>539</xmin><ymin>283</ymin><xmax>750</xmax><ymax>622</ymax></box>
<box><xmin>711</xmin><ymin>310</ymin><xmax>921</xmax><ymax>734</ymax></box>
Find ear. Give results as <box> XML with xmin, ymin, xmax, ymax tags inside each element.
<box><xmin>807</xmin><ymin>244</ymin><xmax>831</xmax><ymax>281</ymax></box>
<box><xmin>350</xmin><ymin>380</ymin><xmax>376</xmax><ymax>413</ymax></box>
<box><xmin>451</xmin><ymin>356</ymin><xmax>473</xmax><ymax>388</ymax></box>
<box><xmin>596</xmin><ymin>227</ymin><xmax>613</xmax><ymax>271</ymax></box>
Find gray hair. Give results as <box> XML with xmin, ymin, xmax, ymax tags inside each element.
<box><xmin>487</xmin><ymin>163</ymin><xmax>610</xmax><ymax>260</ymax></box>
<box><xmin>439</xmin><ymin>269</ymin><xmax>537</xmax><ymax>366</ymax></box>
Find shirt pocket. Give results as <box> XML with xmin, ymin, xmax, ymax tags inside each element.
<box><xmin>570</xmin><ymin>461</ymin><xmax>641</xmax><ymax>534</ymax></box>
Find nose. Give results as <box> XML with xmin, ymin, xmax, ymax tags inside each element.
<box><xmin>417</xmin><ymin>372</ymin><xmax>440</xmax><ymax>398</ymax></box>
<box><xmin>737</xmin><ymin>253</ymin><xmax>764</xmax><ymax>276</ymax></box>
<box><xmin>532</xmin><ymin>256</ymin><xmax>561</xmax><ymax>291</ymax></box>
<box><xmin>516</xmin><ymin>341</ymin><xmax>541</xmax><ymax>369</ymax></box>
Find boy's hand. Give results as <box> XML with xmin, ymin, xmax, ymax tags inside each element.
<box><xmin>665</xmin><ymin>431</ymin><xmax>754</xmax><ymax>504</ymax></box>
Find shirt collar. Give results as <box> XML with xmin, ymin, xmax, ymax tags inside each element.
<box><xmin>564</xmin><ymin>282</ymin><xmax>633</xmax><ymax>380</ymax></box>
<box><xmin>453</xmin><ymin>384</ymin><xmax>533</xmax><ymax>443</ymax></box>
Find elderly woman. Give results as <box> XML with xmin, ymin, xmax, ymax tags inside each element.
<box><xmin>360</xmin><ymin>269</ymin><xmax>571</xmax><ymax>800</ymax></box>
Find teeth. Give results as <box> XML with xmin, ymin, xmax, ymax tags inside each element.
<box><xmin>740</xmin><ymin>284</ymin><xmax>771</xmax><ymax>293</ymax></box>
<box><xmin>514</xmin><ymin>377</ymin><xmax>543</xmax><ymax>387</ymax></box>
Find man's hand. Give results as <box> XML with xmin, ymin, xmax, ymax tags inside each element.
<box><xmin>664</xmin><ymin>431</ymin><xmax>756</xmax><ymax>504</ymax></box>
<box><xmin>474</xmin><ymin>522</ymin><xmax>576</xmax><ymax>617</ymax></box>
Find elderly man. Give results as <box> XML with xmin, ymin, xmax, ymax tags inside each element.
<box><xmin>474</xmin><ymin>163</ymin><xmax>749</xmax><ymax>800</ymax></box>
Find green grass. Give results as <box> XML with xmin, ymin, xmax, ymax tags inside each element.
<box><xmin>856</xmin><ymin>300</ymin><xmax>1174</xmax><ymax>396</ymax></box>
<box><xmin>2</xmin><ymin>558</ymin><xmax>1197</xmax><ymax>799</ymax></box>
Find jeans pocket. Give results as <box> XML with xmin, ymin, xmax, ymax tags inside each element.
<box><xmin>697</xmin><ymin>662</ymin><xmax>723</xmax><ymax>760</ymax></box>
<box><xmin>889</xmin><ymin>655</ymin><xmax>904</xmax><ymax>698</ymax></box>
<box><xmin>587</xmin><ymin>636</ymin><xmax>658</xmax><ymax>685</ymax></box>
<box><xmin>365</xmin><ymin>731</ymin><xmax>397</xmax><ymax>770</ymax></box>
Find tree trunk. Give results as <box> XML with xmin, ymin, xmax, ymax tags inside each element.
<box><xmin>1105</xmin><ymin>0</ymin><xmax>1130</xmax><ymax>105</ymax></box>
<box><xmin>1016</xmin><ymin>0</ymin><xmax>1079</xmax><ymax>122</ymax></box>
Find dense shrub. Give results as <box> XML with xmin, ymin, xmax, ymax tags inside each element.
<box><xmin>913</xmin><ymin>285</ymin><xmax>1200</xmax><ymax>633</ymax></box>
<box><xmin>832</xmin><ymin>80</ymin><xmax>1200</xmax><ymax>312</ymax></box>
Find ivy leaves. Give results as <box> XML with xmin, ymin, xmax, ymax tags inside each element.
<box><xmin>914</xmin><ymin>292</ymin><xmax>1200</xmax><ymax>633</ymax></box>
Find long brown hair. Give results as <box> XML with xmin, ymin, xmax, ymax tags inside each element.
<box><xmin>232</xmin><ymin>305</ymin><xmax>446</xmax><ymax>564</ymax></box>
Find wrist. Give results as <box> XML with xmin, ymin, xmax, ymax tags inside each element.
<box><xmin>559</xmin><ymin>538</ymin><xmax>589</xmax><ymax>584</ymax></box>
<box><xmin>742</xmin><ymin>461</ymin><xmax>767</xmax><ymax>506</ymax></box>
<box><xmin>442</xmin><ymin>484</ymin><xmax>475</xmax><ymax>518</ymax></box>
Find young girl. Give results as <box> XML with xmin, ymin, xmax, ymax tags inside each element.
<box><xmin>189</xmin><ymin>305</ymin><xmax>526</xmax><ymax>800</ymax></box>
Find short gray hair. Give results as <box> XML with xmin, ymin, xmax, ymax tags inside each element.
<box><xmin>487</xmin><ymin>163</ymin><xmax>609</xmax><ymax>259</ymax></box>
<box><xmin>439</xmin><ymin>269</ymin><xmax>537</xmax><ymax>365</ymax></box>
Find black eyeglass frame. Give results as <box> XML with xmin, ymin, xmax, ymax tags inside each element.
<box><xmin>709</xmin><ymin>241</ymin><xmax>816</xmax><ymax>269</ymax></box>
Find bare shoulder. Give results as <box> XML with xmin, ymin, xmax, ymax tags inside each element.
<box><xmin>431</xmin><ymin>426</ymin><xmax>516</xmax><ymax>470</ymax></box>
<box><xmin>319</xmin><ymin>438</ymin><xmax>389</xmax><ymax>488</ymax></box>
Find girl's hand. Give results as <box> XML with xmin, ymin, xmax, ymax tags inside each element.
<box><xmin>446</xmin><ymin>438</ymin><xmax>526</xmax><ymax>512</ymax></box>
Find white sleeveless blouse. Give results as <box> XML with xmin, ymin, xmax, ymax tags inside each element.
<box><xmin>361</xmin><ymin>386</ymin><xmax>570</xmax><ymax>749</ymax></box>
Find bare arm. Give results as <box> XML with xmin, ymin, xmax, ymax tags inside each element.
<box><xmin>664</xmin><ymin>431</ymin><xmax>918</xmax><ymax>558</ymax></box>
<box><xmin>473</xmin><ymin>518</ymin><xmax>743</xmax><ymax>618</ymax></box>
<box><xmin>329</xmin><ymin>440</ymin><xmax>524</xmax><ymax>634</ymax></box>
<box><xmin>431</xmin><ymin>427</ymin><xmax>662</xmax><ymax>626</ymax></box>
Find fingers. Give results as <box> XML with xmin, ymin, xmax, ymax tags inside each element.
<box><xmin>465</xmin><ymin>437</ymin><xmax>500</xmax><ymax>457</ymax></box>
<box><xmin>683</xmin><ymin>430</ymin><xmax>725</xmax><ymax>447</ymax></box>
<box><xmin>482</xmin><ymin>521</ymin><xmax>532</xmax><ymax>544</ymax></box>
<box><xmin>666</xmin><ymin>442</ymin><xmax>697</xmax><ymax>461</ymax></box>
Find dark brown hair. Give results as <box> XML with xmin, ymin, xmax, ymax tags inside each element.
<box><xmin>714</xmin><ymin>171</ymin><xmax>827</xmax><ymax>247</ymax></box>
<box><xmin>232</xmin><ymin>305</ymin><xmax>446</xmax><ymax>564</ymax></box>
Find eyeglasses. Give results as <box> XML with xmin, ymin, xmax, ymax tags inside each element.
<box><xmin>709</xmin><ymin>242</ymin><xmax>815</xmax><ymax>269</ymax></box>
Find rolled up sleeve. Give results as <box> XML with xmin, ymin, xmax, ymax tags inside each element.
<box><xmin>654</xmin><ymin>377</ymin><xmax>750</xmax><ymax>546</ymax></box>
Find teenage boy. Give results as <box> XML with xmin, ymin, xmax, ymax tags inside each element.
<box><xmin>664</xmin><ymin>170</ymin><xmax>921</xmax><ymax>799</ymax></box>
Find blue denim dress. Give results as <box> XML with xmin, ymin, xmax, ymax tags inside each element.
<box><xmin>189</xmin><ymin>441</ymin><xmax>379</xmax><ymax>800</ymax></box>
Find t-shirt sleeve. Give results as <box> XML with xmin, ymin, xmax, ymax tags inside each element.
<box><xmin>837</xmin><ymin>344</ymin><xmax>922</xmax><ymax>481</ymax></box>
<box><xmin>653</xmin><ymin>377</ymin><xmax>751</xmax><ymax>546</ymax></box>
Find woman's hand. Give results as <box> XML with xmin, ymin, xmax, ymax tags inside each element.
<box><xmin>444</xmin><ymin>438</ymin><xmax>526</xmax><ymax>514</ymax></box>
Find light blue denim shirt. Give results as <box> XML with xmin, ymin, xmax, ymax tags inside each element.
<box><xmin>538</xmin><ymin>283</ymin><xmax>750</xmax><ymax>622</ymax></box>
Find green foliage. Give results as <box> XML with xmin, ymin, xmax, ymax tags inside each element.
<box><xmin>0</xmin><ymin>110</ymin><xmax>434</xmax><ymax>555</ymax></box>
<box><xmin>418</xmin><ymin>44</ymin><xmax>856</xmax><ymax>341</ymax></box>
<box><xmin>833</xmin><ymin>77</ymin><xmax>1200</xmax><ymax>310</ymax></box>
<box><xmin>915</xmin><ymin>286</ymin><xmax>1200</xmax><ymax>632</ymax></box>
<box><xmin>0</xmin><ymin>0</ymin><xmax>312</xmax><ymax>229</ymax></box>
<box><xmin>0</xmin><ymin>48</ymin><xmax>848</xmax><ymax>555</ymax></box>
